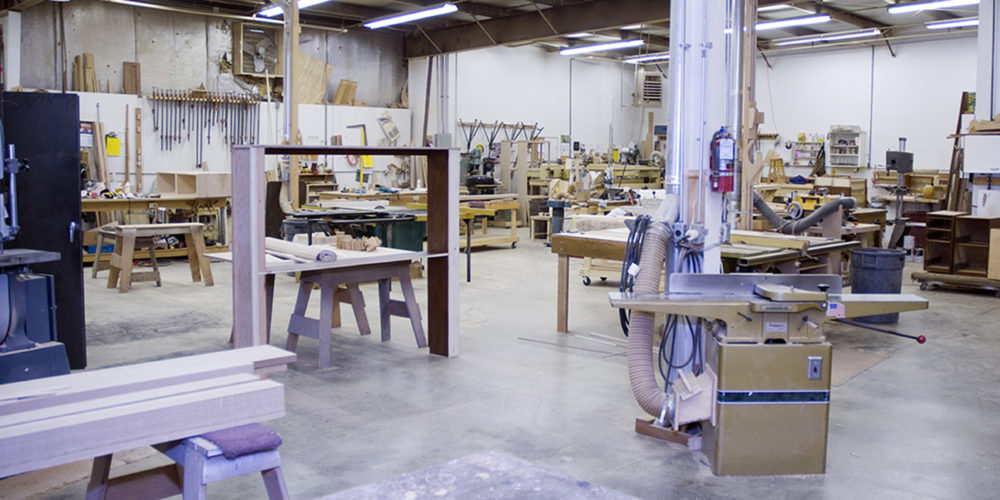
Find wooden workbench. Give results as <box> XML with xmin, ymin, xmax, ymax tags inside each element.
<box><xmin>231</xmin><ymin>146</ymin><xmax>459</xmax><ymax>357</ymax></box>
<box><xmin>550</xmin><ymin>228</ymin><xmax>858</xmax><ymax>333</ymax></box>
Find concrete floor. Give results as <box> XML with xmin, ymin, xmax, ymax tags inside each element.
<box><xmin>7</xmin><ymin>227</ymin><xmax>1000</xmax><ymax>499</ymax></box>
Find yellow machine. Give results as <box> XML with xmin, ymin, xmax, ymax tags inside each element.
<box><xmin>784</xmin><ymin>189</ymin><xmax>831</xmax><ymax>220</ymax></box>
<box><xmin>611</xmin><ymin>273</ymin><xmax>927</xmax><ymax>475</ymax></box>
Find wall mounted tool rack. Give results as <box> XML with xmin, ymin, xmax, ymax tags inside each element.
<box><xmin>149</xmin><ymin>89</ymin><xmax>262</xmax><ymax>167</ymax></box>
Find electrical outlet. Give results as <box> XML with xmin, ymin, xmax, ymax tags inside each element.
<box><xmin>807</xmin><ymin>356</ymin><xmax>823</xmax><ymax>380</ymax></box>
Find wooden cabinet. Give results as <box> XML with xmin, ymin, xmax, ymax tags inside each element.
<box><xmin>826</xmin><ymin>125</ymin><xmax>868</xmax><ymax>174</ymax></box>
<box><xmin>924</xmin><ymin>211</ymin><xmax>966</xmax><ymax>274</ymax></box>
<box><xmin>953</xmin><ymin>216</ymin><xmax>1000</xmax><ymax>277</ymax></box>
<box><xmin>297</xmin><ymin>173</ymin><xmax>337</xmax><ymax>205</ymax></box>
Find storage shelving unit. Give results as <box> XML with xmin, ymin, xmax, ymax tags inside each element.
<box><xmin>790</xmin><ymin>140</ymin><xmax>823</xmax><ymax>168</ymax></box>
<box><xmin>826</xmin><ymin>125</ymin><xmax>868</xmax><ymax>174</ymax></box>
<box><xmin>924</xmin><ymin>211</ymin><xmax>966</xmax><ymax>274</ymax></box>
<box><xmin>953</xmin><ymin>216</ymin><xmax>1000</xmax><ymax>277</ymax></box>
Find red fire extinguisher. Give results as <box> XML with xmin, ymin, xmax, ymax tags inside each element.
<box><xmin>710</xmin><ymin>127</ymin><xmax>735</xmax><ymax>193</ymax></box>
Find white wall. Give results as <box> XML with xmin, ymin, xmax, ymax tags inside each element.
<box><xmin>756</xmin><ymin>36</ymin><xmax>978</xmax><ymax>174</ymax></box>
<box><xmin>409</xmin><ymin>46</ymin><xmax>667</xmax><ymax>154</ymax></box>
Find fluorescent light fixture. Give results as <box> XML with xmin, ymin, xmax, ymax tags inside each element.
<box><xmin>757</xmin><ymin>4</ymin><xmax>790</xmax><ymax>12</ymax></box>
<box><xmin>625</xmin><ymin>53</ymin><xmax>670</xmax><ymax>64</ymax></box>
<box><xmin>566</xmin><ymin>32</ymin><xmax>594</xmax><ymax>38</ymax></box>
<box><xmin>364</xmin><ymin>3</ymin><xmax>458</xmax><ymax>29</ymax></box>
<box><xmin>926</xmin><ymin>17</ymin><xmax>979</xmax><ymax>29</ymax></box>
<box><xmin>756</xmin><ymin>14</ymin><xmax>831</xmax><ymax>31</ymax></box>
<box><xmin>775</xmin><ymin>28</ymin><xmax>881</xmax><ymax>46</ymax></box>
<box><xmin>559</xmin><ymin>39</ymin><xmax>644</xmax><ymax>56</ymax></box>
<box><xmin>621</xmin><ymin>24</ymin><xmax>643</xmax><ymax>30</ymax></box>
<box><xmin>888</xmin><ymin>0</ymin><xmax>979</xmax><ymax>15</ymax></box>
<box><xmin>258</xmin><ymin>0</ymin><xmax>333</xmax><ymax>18</ymax></box>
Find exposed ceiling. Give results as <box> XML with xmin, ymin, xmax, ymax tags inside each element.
<box><xmin>2</xmin><ymin>0</ymin><xmax>984</xmax><ymax>60</ymax></box>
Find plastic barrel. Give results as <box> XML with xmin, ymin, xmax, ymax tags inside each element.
<box><xmin>850</xmin><ymin>248</ymin><xmax>906</xmax><ymax>324</ymax></box>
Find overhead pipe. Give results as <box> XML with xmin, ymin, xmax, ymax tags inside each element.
<box><xmin>752</xmin><ymin>192</ymin><xmax>856</xmax><ymax>235</ymax></box>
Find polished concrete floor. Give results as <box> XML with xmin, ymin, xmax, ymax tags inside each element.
<box><xmin>8</xmin><ymin>227</ymin><xmax>1000</xmax><ymax>499</ymax></box>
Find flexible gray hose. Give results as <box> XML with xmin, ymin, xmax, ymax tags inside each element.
<box><xmin>627</xmin><ymin>222</ymin><xmax>670</xmax><ymax>417</ymax></box>
<box><xmin>752</xmin><ymin>192</ymin><xmax>856</xmax><ymax>235</ymax></box>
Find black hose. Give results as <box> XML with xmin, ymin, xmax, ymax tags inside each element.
<box><xmin>752</xmin><ymin>192</ymin><xmax>856</xmax><ymax>235</ymax></box>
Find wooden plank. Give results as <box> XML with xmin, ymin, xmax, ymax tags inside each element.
<box><xmin>122</xmin><ymin>62</ymin><xmax>140</xmax><ymax>96</ymax></box>
<box><xmin>134</xmin><ymin>107</ymin><xmax>143</xmax><ymax>191</ymax></box>
<box><xmin>989</xmin><ymin>229</ymin><xmax>1000</xmax><ymax>280</ymax></box>
<box><xmin>0</xmin><ymin>380</ymin><xmax>284</xmax><ymax>478</ymax></box>
<box><xmin>729</xmin><ymin>230</ymin><xmax>809</xmax><ymax>250</ymax></box>
<box><xmin>124</xmin><ymin>105</ymin><xmax>130</xmax><ymax>188</ymax></box>
<box><xmin>1</xmin><ymin>374</ymin><xmax>260</xmax><ymax>428</ymax></box>
<box><xmin>0</xmin><ymin>346</ymin><xmax>295</xmax><ymax>415</ymax></box>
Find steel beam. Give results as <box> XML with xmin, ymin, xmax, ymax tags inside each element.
<box><xmin>404</xmin><ymin>0</ymin><xmax>670</xmax><ymax>58</ymax></box>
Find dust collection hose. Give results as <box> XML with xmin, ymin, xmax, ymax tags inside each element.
<box><xmin>752</xmin><ymin>192</ymin><xmax>856</xmax><ymax>235</ymax></box>
<box><xmin>627</xmin><ymin>222</ymin><xmax>671</xmax><ymax>417</ymax></box>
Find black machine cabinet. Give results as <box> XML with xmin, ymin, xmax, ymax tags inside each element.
<box><xmin>1</xmin><ymin>92</ymin><xmax>86</xmax><ymax>369</ymax></box>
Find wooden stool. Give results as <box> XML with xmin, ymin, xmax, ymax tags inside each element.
<box><xmin>88</xmin><ymin>424</ymin><xmax>289</xmax><ymax>500</ymax></box>
<box><xmin>106</xmin><ymin>223</ymin><xmax>214</xmax><ymax>293</ymax></box>
<box><xmin>106</xmin><ymin>227</ymin><xmax>162</xmax><ymax>292</ymax></box>
<box><xmin>286</xmin><ymin>261</ymin><xmax>426</xmax><ymax>369</ymax></box>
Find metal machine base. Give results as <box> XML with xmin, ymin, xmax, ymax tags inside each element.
<box><xmin>0</xmin><ymin>341</ymin><xmax>70</xmax><ymax>383</ymax></box>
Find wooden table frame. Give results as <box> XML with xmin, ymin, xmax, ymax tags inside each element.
<box><xmin>231</xmin><ymin>146</ymin><xmax>459</xmax><ymax>357</ymax></box>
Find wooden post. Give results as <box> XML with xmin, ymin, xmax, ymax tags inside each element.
<box><xmin>231</xmin><ymin>146</ymin><xmax>268</xmax><ymax>347</ymax></box>
<box><xmin>135</xmin><ymin>107</ymin><xmax>143</xmax><ymax>192</ymax></box>
<box><xmin>286</xmin><ymin>2</ymin><xmax>302</xmax><ymax>208</ymax></box>
<box><xmin>124</xmin><ymin>105</ymin><xmax>131</xmax><ymax>188</ymax></box>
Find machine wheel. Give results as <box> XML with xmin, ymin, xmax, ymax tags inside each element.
<box><xmin>582</xmin><ymin>276</ymin><xmax>592</xmax><ymax>286</ymax></box>
<box><xmin>919</xmin><ymin>282</ymin><xmax>928</xmax><ymax>291</ymax></box>
<box><xmin>511</xmin><ymin>241</ymin><xmax>517</xmax><ymax>249</ymax></box>
<box><xmin>787</xmin><ymin>201</ymin><xmax>804</xmax><ymax>220</ymax></box>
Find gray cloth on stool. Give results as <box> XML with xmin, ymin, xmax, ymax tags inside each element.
<box><xmin>201</xmin><ymin>423</ymin><xmax>283</xmax><ymax>460</ymax></box>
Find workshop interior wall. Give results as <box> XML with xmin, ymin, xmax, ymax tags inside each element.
<box><xmin>408</xmin><ymin>45</ymin><xmax>668</xmax><ymax>156</ymax></box>
<box><xmin>18</xmin><ymin>0</ymin><xmax>405</xmax><ymax>106</ymax></box>
<box><xmin>755</xmin><ymin>35</ymin><xmax>978</xmax><ymax>174</ymax></box>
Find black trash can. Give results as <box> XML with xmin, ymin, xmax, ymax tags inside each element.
<box><xmin>850</xmin><ymin>248</ymin><xmax>906</xmax><ymax>324</ymax></box>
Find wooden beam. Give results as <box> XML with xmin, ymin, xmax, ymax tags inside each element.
<box><xmin>404</xmin><ymin>0</ymin><xmax>670</xmax><ymax>58</ymax></box>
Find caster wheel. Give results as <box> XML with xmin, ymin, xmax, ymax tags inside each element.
<box><xmin>582</xmin><ymin>276</ymin><xmax>592</xmax><ymax>286</ymax></box>
<box><xmin>511</xmin><ymin>241</ymin><xmax>517</xmax><ymax>249</ymax></box>
<box><xmin>600</xmin><ymin>277</ymin><xmax>607</xmax><ymax>282</ymax></box>
<box><xmin>919</xmin><ymin>283</ymin><xmax>928</xmax><ymax>291</ymax></box>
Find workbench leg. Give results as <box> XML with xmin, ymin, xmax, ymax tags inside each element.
<box><xmin>378</xmin><ymin>278</ymin><xmax>392</xmax><ymax>342</ymax></box>
<box><xmin>191</xmin><ymin>226</ymin><xmax>214</xmax><ymax>286</ymax></box>
<box><xmin>106</xmin><ymin>235</ymin><xmax>123</xmax><ymax>290</ymax></box>
<box><xmin>91</xmin><ymin>232</ymin><xmax>105</xmax><ymax>279</ymax></box>
<box><xmin>317</xmin><ymin>282</ymin><xmax>335</xmax><ymax>370</ymax></box>
<box><xmin>186</xmin><ymin>233</ymin><xmax>202</xmax><ymax>283</ymax></box>
<box><xmin>399</xmin><ymin>270</ymin><xmax>426</xmax><ymax>348</ymax></box>
<box><xmin>117</xmin><ymin>230</ymin><xmax>137</xmax><ymax>293</ymax></box>
<box><xmin>344</xmin><ymin>283</ymin><xmax>371</xmax><ymax>336</ymax></box>
<box><xmin>285</xmin><ymin>281</ymin><xmax>312</xmax><ymax>353</ymax></box>
<box><xmin>149</xmin><ymin>244</ymin><xmax>162</xmax><ymax>287</ymax></box>
<box><xmin>465</xmin><ymin>219</ymin><xmax>472</xmax><ymax>283</ymax></box>
<box><xmin>265</xmin><ymin>274</ymin><xmax>275</xmax><ymax>344</ymax></box>
<box><xmin>557</xmin><ymin>254</ymin><xmax>569</xmax><ymax>333</ymax></box>
<box><xmin>510</xmin><ymin>209</ymin><xmax>518</xmax><ymax>241</ymax></box>
<box><xmin>86</xmin><ymin>454</ymin><xmax>113</xmax><ymax>500</ymax></box>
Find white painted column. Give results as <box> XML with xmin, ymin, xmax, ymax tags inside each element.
<box><xmin>976</xmin><ymin>0</ymin><xmax>999</xmax><ymax>121</ymax></box>
<box><xmin>2</xmin><ymin>11</ymin><xmax>21</xmax><ymax>90</ymax></box>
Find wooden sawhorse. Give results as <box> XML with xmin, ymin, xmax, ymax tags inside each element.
<box><xmin>285</xmin><ymin>260</ymin><xmax>425</xmax><ymax>369</ymax></box>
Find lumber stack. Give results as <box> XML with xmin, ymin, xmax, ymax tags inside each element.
<box><xmin>73</xmin><ymin>53</ymin><xmax>99</xmax><ymax>92</ymax></box>
<box><xmin>0</xmin><ymin>345</ymin><xmax>294</xmax><ymax>478</ymax></box>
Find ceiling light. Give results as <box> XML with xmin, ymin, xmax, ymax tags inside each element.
<box><xmin>560</xmin><ymin>39</ymin><xmax>644</xmax><ymax>56</ymax></box>
<box><xmin>925</xmin><ymin>17</ymin><xmax>979</xmax><ymax>29</ymax></box>
<box><xmin>756</xmin><ymin>14</ymin><xmax>831</xmax><ymax>31</ymax></box>
<box><xmin>621</xmin><ymin>25</ymin><xmax>643</xmax><ymax>30</ymax></box>
<box><xmin>757</xmin><ymin>4</ymin><xmax>789</xmax><ymax>12</ymax></box>
<box><xmin>625</xmin><ymin>53</ymin><xmax>670</xmax><ymax>64</ymax></box>
<box><xmin>888</xmin><ymin>0</ymin><xmax>979</xmax><ymax>15</ymax></box>
<box><xmin>566</xmin><ymin>32</ymin><xmax>593</xmax><ymax>38</ymax></box>
<box><xmin>775</xmin><ymin>28</ymin><xmax>881</xmax><ymax>46</ymax></box>
<box><xmin>364</xmin><ymin>3</ymin><xmax>458</xmax><ymax>29</ymax></box>
<box><xmin>258</xmin><ymin>0</ymin><xmax>333</xmax><ymax>18</ymax></box>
